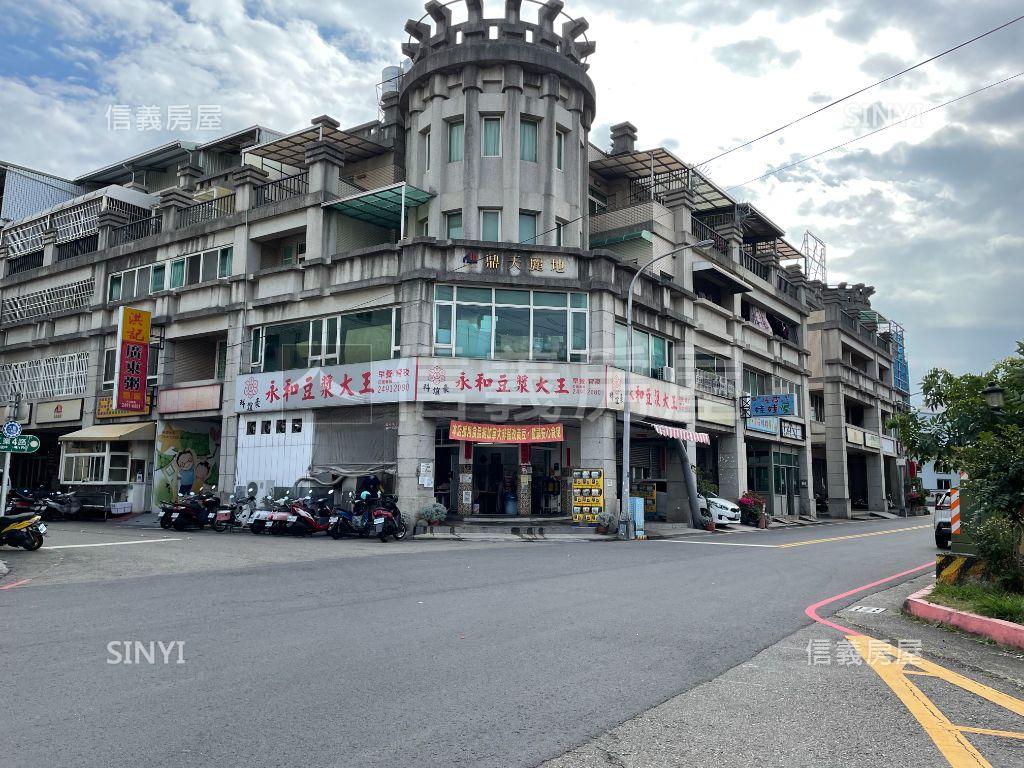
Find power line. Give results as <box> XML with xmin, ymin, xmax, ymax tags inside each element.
<box><xmin>696</xmin><ymin>12</ymin><xmax>1024</xmax><ymax>168</ymax></box>
<box><xmin>727</xmin><ymin>70</ymin><xmax>1024</xmax><ymax>190</ymax></box>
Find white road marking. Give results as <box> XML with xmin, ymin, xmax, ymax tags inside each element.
<box><xmin>43</xmin><ymin>538</ymin><xmax>183</xmax><ymax>550</ymax></box>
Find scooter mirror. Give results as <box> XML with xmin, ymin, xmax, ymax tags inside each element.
<box><xmin>246</xmin><ymin>482</ymin><xmax>258</xmax><ymax>497</ymax></box>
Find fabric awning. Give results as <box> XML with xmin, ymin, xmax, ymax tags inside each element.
<box><xmin>323</xmin><ymin>182</ymin><xmax>433</xmax><ymax>228</ymax></box>
<box><xmin>693</xmin><ymin>261</ymin><xmax>752</xmax><ymax>293</ymax></box>
<box><xmin>59</xmin><ymin>422</ymin><xmax>156</xmax><ymax>441</ymax></box>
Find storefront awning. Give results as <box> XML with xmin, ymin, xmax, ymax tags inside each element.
<box><xmin>693</xmin><ymin>261</ymin><xmax>752</xmax><ymax>294</ymax></box>
<box><xmin>59</xmin><ymin>422</ymin><xmax>156</xmax><ymax>442</ymax></box>
<box><xmin>322</xmin><ymin>182</ymin><xmax>433</xmax><ymax>229</ymax></box>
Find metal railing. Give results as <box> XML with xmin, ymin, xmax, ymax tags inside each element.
<box><xmin>111</xmin><ymin>216</ymin><xmax>162</xmax><ymax>246</ymax></box>
<box><xmin>55</xmin><ymin>233</ymin><xmax>99</xmax><ymax>262</ymax></box>
<box><xmin>776</xmin><ymin>272</ymin><xmax>798</xmax><ymax>300</ymax></box>
<box><xmin>695</xmin><ymin>369</ymin><xmax>736</xmax><ymax>399</ymax></box>
<box><xmin>6</xmin><ymin>250</ymin><xmax>44</xmax><ymax>276</ymax></box>
<box><xmin>253</xmin><ymin>172</ymin><xmax>309</xmax><ymax>207</ymax></box>
<box><xmin>627</xmin><ymin>168</ymin><xmax>691</xmax><ymax>205</ymax></box>
<box><xmin>179</xmin><ymin>194</ymin><xmax>236</xmax><ymax>228</ymax></box>
<box><xmin>1</xmin><ymin>278</ymin><xmax>95</xmax><ymax>325</ymax></box>
<box><xmin>691</xmin><ymin>218</ymin><xmax>729</xmax><ymax>258</ymax></box>
<box><xmin>739</xmin><ymin>246</ymin><xmax>770</xmax><ymax>281</ymax></box>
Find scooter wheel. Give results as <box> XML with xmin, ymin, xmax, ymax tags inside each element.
<box><xmin>173</xmin><ymin>520</ymin><xmax>187</xmax><ymax>532</ymax></box>
<box><xmin>393</xmin><ymin>521</ymin><xmax>408</xmax><ymax>541</ymax></box>
<box><xmin>378</xmin><ymin>532</ymin><xmax>389</xmax><ymax>542</ymax></box>
<box><xmin>159</xmin><ymin>518</ymin><xmax>172</xmax><ymax>530</ymax></box>
<box><xmin>23</xmin><ymin>530</ymin><xmax>44</xmax><ymax>551</ymax></box>
<box><xmin>212</xmin><ymin>520</ymin><xmax>228</xmax><ymax>533</ymax></box>
<box><xmin>250</xmin><ymin>524</ymin><xmax>263</xmax><ymax>535</ymax></box>
<box><xmin>330</xmin><ymin>528</ymin><xmax>342</xmax><ymax>540</ymax></box>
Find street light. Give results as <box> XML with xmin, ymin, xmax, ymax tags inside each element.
<box><xmin>620</xmin><ymin>239</ymin><xmax>715</xmax><ymax>539</ymax></box>
<box><xmin>982</xmin><ymin>381</ymin><xmax>1005</xmax><ymax>413</ymax></box>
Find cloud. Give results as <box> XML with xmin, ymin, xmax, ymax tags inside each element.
<box><xmin>712</xmin><ymin>37</ymin><xmax>801</xmax><ymax>76</ymax></box>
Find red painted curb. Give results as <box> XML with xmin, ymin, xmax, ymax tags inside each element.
<box><xmin>904</xmin><ymin>584</ymin><xmax>1024</xmax><ymax>650</ymax></box>
<box><xmin>805</xmin><ymin>561</ymin><xmax>933</xmax><ymax>635</ymax></box>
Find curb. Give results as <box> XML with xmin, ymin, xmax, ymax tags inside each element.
<box><xmin>0</xmin><ymin>558</ymin><xmax>8</xmax><ymax>580</ymax></box>
<box><xmin>903</xmin><ymin>583</ymin><xmax>1024</xmax><ymax>650</ymax></box>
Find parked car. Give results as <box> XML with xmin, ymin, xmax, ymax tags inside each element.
<box><xmin>934</xmin><ymin>490</ymin><xmax>952</xmax><ymax>549</ymax></box>
<box><xmin>698</xmin><ymin>493</ymin><xmax>741</xmax><ymax>525</ymax></box>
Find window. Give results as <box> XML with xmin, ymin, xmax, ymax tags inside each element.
<box><xmin>810</xmin><ymin>394</ymin><xmax>824</xmax><ymax>422</ymax></box>
<box><xmin>276</xmin><ymin>419</ymin><xmax>286</xmax><ymax>434</ymax></box>
<box><xmin>434</xmin><ymin>286</ymin><xmax>588</xmax><ymax>362</ymax></box>
<box><xmin>519</xmin><ymin>212</ymin><xmax>538</xmax><ymax>244</ymax></box>
<box><xmin>520</xmin><ymin>119</ymin><xmax>538</xmax><ymax>162</ymax></box>
<box><xmin>480</xmin><ymin>210</ymin><xmax>501</xmax><ymax>242</ymax></box>
<box><xmin>60</xmin><ymin>441</ymin><xmax>132</xmax><ymax>485</ymax></box>
<box><xmin>555</xmin><ymin>130</ymin><xmax>565</xmax><ymax>170</ymax></box>
<box><xmin>255</xmin><ymin>308</ymin><xmax>402</xmax><ymax>373</ymax></box>
<box><xmin>102</xmin><ymin>347</ymin><xmax>158</xmax><ymax>390</ymax></box>
<box><xmin>167</xmin><ymin>247</ymin><xmax>232</xmax><ymax>289</ymax></box>
<box><xmin>555</xmin><ymin>219</ymin><xmax>566</xmax><ymax>247</ymax></box>
<box><xmin>446</xmin><ymin>211</ymin><xmax>463</xmax><ymax>239</ymax></box>
<box><xmin>108</xmin><ymin>274</ymin><xmax>121</xmax><ymax>302</ymax></box>
<box><xmin>108</xmin><ymin>264</ymin><xmax>156</xmax><ymax>303</ymax></box>
<box><xmin>250</xmin><ymin>328</ymin><xmax>263</xmax><ymax>370</ymax></box>
<box><xmin>292</xmin><ymin>418</ymin><xmax>303</xmax><ymax>433</ymax></box>
<box><xmin>448</xmin><ymin>120</ymin><xmax>464</xmax><ymax>162</ymax></box>
<box><xmin>151</xmin><ymin>264</ymin><xmax>165</xmax><ymax>293</ymax></box>
<box><xmin>937</xmin><ymin>479</ymin><xmax>952</xmax><ymax>490</ymax></box>
<box><xmin>482</xmin><ymin>117</ymin><xmax>501</xmax><ymax>157</ymax></box>
<box><xmin>743</xmin><ymin>368</ymin><xmax>768</xmax><ymax>397</ymax></box>
<box><xmin>215</xmin><ymin>340</ymin><xmax>227</xmax><ymax>380</ymax></box>
<box><xmin>246</xmin><ymin>421</ymin><xmax>257</xmax><ymax>436</ymax></box>
<box><xmin>614</xmin><ymin>324</ymin><xmax>674</xmax><ymax>377</ymax></box>
<box><xmin>422</xmin><ymin>129</ymin><xmax>431</xmax><ymax>171</ymax></box>
<box><xmin>772</xmin><ymin>375</ymin><xmax>802</xmax><ymax>417</ymax></box>
<box><xmin>261</xmin><ymin>420</ymin><xmax>271</xmax><ymax>435</ymax></box>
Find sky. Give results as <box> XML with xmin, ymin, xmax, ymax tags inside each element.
<box><xmin>1</xmin><ymin>0</ymin><xmax>1022</xmax><ymax>388</ymax></box>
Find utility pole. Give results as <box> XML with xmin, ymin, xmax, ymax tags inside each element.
<box><xmin>0</xmin><ymin>392</ymin><xmax>22</xmax><ymax>515</ymax></box>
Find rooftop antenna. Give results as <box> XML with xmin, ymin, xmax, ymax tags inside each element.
<box><xmin>801</xmin><ymin>229</ymin><xmax>827</xmax><ymax>283</ymax></box>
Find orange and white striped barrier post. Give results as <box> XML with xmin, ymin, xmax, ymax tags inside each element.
<box><xmin>950</xmin><ymin>487</ymin><xmax>960</xmax><ymax>536</ymax></box>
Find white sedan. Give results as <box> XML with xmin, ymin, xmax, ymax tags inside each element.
<box><xmin>698</xmin><ymin>493</ymin><xmax>741</xmax><ymax>524</ymax></box>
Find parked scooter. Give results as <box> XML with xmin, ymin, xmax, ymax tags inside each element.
<box><xmin>0</xmin><ymin>511</ymin><xmax>47</xmax><ymax>550</ymax></box>
<box><xmin>285</xmin><ymin>495</ymin><xmax>332</xmax><ymax>536</ymax></box>
<box><xmin>211</xmin><ymin>484</ymin><xmax>259</xmax><ymax>533</ymax></box>
<box><xmin>158</xmin><ymin>488</ymin><xmax>220</xmax><ymax>531</ymax></box>
<box><xmin>362</xmin><ymin>491</ymin><xmax>407</xmax><ymax>542</ymax></box>
<box><xmin>814</xmin><ymin>491</ymin><xmax>829</xmax><ymax>514</ymax></box>
<box><xmin>251</xmin><ymin>494</ymin><xmax>294</xmax><ymax>535</ymax></box>
<box><xmin>328</xmin><ymin>491</ymin><xmax>372</xmax><ymax>539</ymax></box>
<box><xmin>40</xmin><ymin>490</ymin><xmax>82</xmax><ymax>522</ymax></box>
<box><xmin>5</xmin><ymin>487</ymin><xmax>46</xmax><ymax>517</ymax></box>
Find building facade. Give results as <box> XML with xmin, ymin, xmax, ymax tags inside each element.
<box><xmin>0</xmin><ymin>0</ymin><xmax>907</xmax><ymax>524</ymax></box>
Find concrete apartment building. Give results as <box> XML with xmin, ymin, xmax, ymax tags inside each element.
<box><xmin>0</xmin><ymin>0</ymin><xmax>907</xmax><ymax>524</ymax></box>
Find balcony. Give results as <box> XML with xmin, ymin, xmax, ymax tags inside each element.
<box><xmin>1</xmin><ymin>278</ymin><xmax>95</xmax><ymax>325</ymax></box>
<box><xmin>827</xmin><ymin>306</ymin><xmax>890</xmax><ymax>353</ymax></box>
<box><xmin>55</xmin><ymin>233</ymin><xmax>99</xmax><ymax>262</ymax></box>
<box><xmin>253</xmin><ymin>172</ymin><xmax>309</xmax><ymax>207</ymax></box>
<box><xmin>110</xmin><ymin>216</ymin><xmax>162</xmax><ymax>247</ymax></box>
<box><xmin>695</xmin><ymin>369</ymin><xmax>736</xmax><ymax>399</ymax></box>
<box><xmin>691</xmin><ymin>218</ymin><xmax>730</xmax><ymax>260</ymax></box>
<box><xmin>739</xmin><ymin>245</ymin><xmax>771</xmax><ymax>282</ymax></box>
<box><xmin>5</xmin><ymin>251</ymin><xmax>43</xmax><ymax>277</ymax></box>
<box><xmin>179</xmin><ymin>194</ymin><xmax>236</xmax><ymax>228</ymax></box>
<box><xmin>589</xmin><ymin>199</ymin><xmax>670</xmax><ymax>246</ymax></box>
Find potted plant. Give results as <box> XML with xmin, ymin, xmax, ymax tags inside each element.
<box><xmin>595</xmin><ymin>509</ymin><xmax>616</xmax><ymax>535</ymax></box>
<box><xmin>737</xmin><ymin>491</ymin><xmax>767</xmax><ymax>527</ymax></box>
<box><xmin>419</xmin><ymin>502</ymin><xmax>448</xmax><ymax>530</ymax></box>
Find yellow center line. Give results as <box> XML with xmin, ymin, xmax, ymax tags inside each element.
<box><xmin>956</xmin><ymin>726</ymin><xmax>1024</xmax><ymax>741</ymax></box>
<box><xmin>778</xmin><ymin>524</ymin><xmax>929</xmax><ymax>548</ymax></box>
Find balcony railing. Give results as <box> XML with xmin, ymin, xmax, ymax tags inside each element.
<box><xmin>695</xmin><ymin>369</ymin><xmax>736</xmax><ymax>399</ymax></box>
<box><xmin>6</xmin><ymin>250</ymin><xmax>43</xmax><ymax>276</ymax></box>
<box><xmin>180</xmin><ymin>194</ymin><xmax>236</xmax><ymax>228</ymax></box>
<box><xmin>1</xmin><ymin>278</ymin><xmax>94</xmax><ymax>325</ymax></box>
<box><xmin>55</xmin><ymin>233</ymin><xmax>99</xmax><ymax>262</ymax></box>
<box><xmin>691</xmin><ymin>218</ymin><xmax>729</xmax><ymax>258</ymax></box>
<box><xmin>776</xmin><ymin>272</ymin><xmax>798</xmax><ymax>300</ymax></box>
<box><xmin>111</xmin><ymin>216</ymin><xmax>162</xmax><ymax>247</ymax></box>
<box><xmin>739</xmin><ymin>246</ymin><xmax>770</xmax><ymax>281</ymax></box>
<box><xmin>253</xmin><ymin>172</ymin><xmax>309</xmax><ymax>207</ymax></box>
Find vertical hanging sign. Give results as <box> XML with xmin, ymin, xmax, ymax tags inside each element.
<box><xmin>114</xmin><ymin>306</ymin><xmax>151</xmax><ymax>412</ymax></box>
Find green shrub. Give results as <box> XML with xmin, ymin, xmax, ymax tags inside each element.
<box><xmin>930</xmin><ymin>581</ymin><xmax>1024</xmax><ymax>624</ymax></box>
<box><xmin>973</xmin><ymin>513</ymin><xmax>1024</xmax><ymax>592</ymax></box>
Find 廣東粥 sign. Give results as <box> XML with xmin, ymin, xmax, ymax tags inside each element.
<box><xmin>114</xmin><ymin>306</ymin><xmax>151</xmax><ymax>412</ymax></box>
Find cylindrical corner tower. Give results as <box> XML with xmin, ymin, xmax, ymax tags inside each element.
<box><xmin>399</xmin><ymin>0</ymin><xmax>596</xmax><ymax>246</ymax></box>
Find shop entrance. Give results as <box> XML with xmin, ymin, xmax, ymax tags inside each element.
<box><xmin>472</xmin><ymin>445</ymin><xmax>519</xmax><ymax>516</ymax></box>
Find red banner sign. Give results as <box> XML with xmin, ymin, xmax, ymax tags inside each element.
<box><xmin>114</xmin><ymin>306</ymin><xmax>151</xmax><ymax>412</ymax></box>
<box><xmin>449</xmin><ymin>421</ymin><xmax>564</xmax><ymax>444</ymax></box>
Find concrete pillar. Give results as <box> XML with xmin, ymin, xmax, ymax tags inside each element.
<box><xmin>824</xmin><ymin>379</ymin><xmax>851</xmax><ymax>517</ymax></box>
<box><xmin>580</xmin><ymin>411</ymin><xmax>618</xmax><ymax>518</ymax></box>
<box><xmin>304</xmin><ymin>138</ymin><xmax>346</xmax><ymax>263</ymax></box>
<box><xmin>426</xmin><ymin>76</ymin><xmax>447</xmax><ymax>238</ymax></box>
<box><xmin>157</xmin><ymin>188</ymin><xmax>197</xmax><ymax>231</ymax></box>
<box><xmin>396</xmin><ymin>401</ymin><xmax>435</xmax><ymax>528</ymax></box>
<box><xmin>502</xmin><ymin>63</ymin><xmax>523</xmax><ymax>242</ymax></box>
<box><xmin>664</xmin><ymin>439</ymin><xmax>692</xmax><ymax>524</ymax></box>
<box><xmin>41</xmin><ymin>227</ymin><xmax>57</xmax><ymax>267</ymax></box>
<box><xmin>718</xmin><ymin>431</ymin><xmax>745</xmax><ymax>501</ymax></box>
<box><xmin>866</xmin><ymin>451</ymin><xmax>886</xmax><ymax>511</ymax></box>
<box><xmin>231</xmin><ymin>165</ymin><xmax>269</xmax><ymax>211</ymax></box>
<box><xmin>462</xmin><ymin>65</ymin><xmax>481</xmax><ymax>240</ymax></box>
<box><xmin>457</xmin><ymin>443</ymin><xmax>473</xmax><ymax>516</ymax></box>
<box><xmin>96</xmin><ymin>210</ymin><xmax>128</xmax><ymax>252</ymax></box>
<box><xmin>398</xmin><ymin>276</ymin><xmax>433</xmax><ymax>357</ymax></box>
<box><xmin>540</xmin><ymin>72</ymin><xmax>560</xmax><ymax>245</ymax></box>
<box><xmin>177</xmin><ymin>163</ymin><xmax>203</xmax><ymax>191</ymax></box>
<box><xmin>517</xmin><ymin>446</ymin><xmax>532</xmax><ymax>517</ymax></box>
<box><xmin>588</xmin><ymin>289</ymin><xmax>616</xmax><ymax>366</ymax></box>
<box><xmin>218</xmin><ymin>316</ymin><xmax>245</xmax><ymax>494</ymax></box>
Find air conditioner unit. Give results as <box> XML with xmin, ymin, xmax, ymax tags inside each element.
<box><xmin>192</xmin><ymin>186</ymin><xmax>233</xmax><ymax>202</ymax></box>
<box><xmin>657</xmin><ymin>366</ymin><xmax>676</xmax><ymax>383</ymax></box>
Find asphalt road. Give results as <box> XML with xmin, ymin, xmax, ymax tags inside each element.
<box><xmin>2</xmin><ymin>517</ymin><xmax>941</xmax><ymax>768</ymax></box>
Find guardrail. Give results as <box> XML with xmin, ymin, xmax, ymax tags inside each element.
<box><xmin>111</xmin><ymin>216</ymin><xmax>162</xmax><ymax>247</ymax></box>
<box><xmin>739</xmin><ymin>246</ymin><xmax>770</xmax><ymax>281</ymax></box>
<box><xmin>5</xmin><ymin>250</ymin><xmax>43</xmax><ymax>276</ymax></box>
<box><xmin>692</xmin><ymin>218</ymin><xmax>729</xmax><ymax>258</ymax></box>
<box><xmin>253</xmin><ymin>172</ymin><xmax>309</xmax><ymax>207</ymax></box>
<box><xmin>180</xmin><ymin>194</ymin><xmax>236</xmax><ymax>228</ymax></box>
<box><xmin>55</xmin><ymin>233</ymin><xmax>99</xmax><ymax>262</ymax></box>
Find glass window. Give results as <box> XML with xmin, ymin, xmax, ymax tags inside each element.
<box><xmin>262</xmin><ymin>321</ymin><xmax>309</xmax><ymax>372</ymax></box>
<box><xmin>187</xmin><ymin>254</ymin><xmax>202</xmax><ymax>284</ymax></box>
<box><xmin>435</xmin><ymin>303</ymin><xmax>453</xmax><ymax>345</ymax></box>
<box><xmin>556</xmin><ymin>130</ymin><xmax>565</xmax><ymax>170</ymax></box>
<box><xmin>292</xmin><ymin>418</ymin><xmax>302</xmax><ymax>433</ymax></box>
<box><xmin>246</xmin><ymin>421</ymin><xmax>257</xmax><ymax>436</ymax></box>
<box><xmin>570</xmin><ymin>293</ymin><xmax>587</xmax><ymax>309</ymax></box>
<box><xmin>435</xmin><ymin>284</ymin><xmax>453</xmax><ymax>301</ymax></box>
<box><xmin>519</xmin><ymin>212</ymin><xmax>537</xmax><ymax>244</ymax></box>
<box><xmin>456</xmin><ymin>287</ymin><xmax>491</xmax><ymax>303</ymax></box>
<box><xmin>494</xmin><ymin>306</ymin><xmax>530</xmax><ymax>360</ymax></box>
<box><xmin>520</xmin><ymin>120</ymin><xmax>538</xmax><ymax>162</ymax></box>
<box><xmin>446</xmin><ymin>211</ymin><xmax>463</xmax><ymax>239</ymax></box>
<box><xmin>170</xmin><ymin>259</ymin><xmax>185</xmax><ymax>288</ymax></box>
<box><xmin>201</xmin><ymin>251</ymin><xmax>217</xmax><ymax>282</ymax></box>
<box><xmin>615</xmin><ymin>324</ymin><xmax>628</xmax><ymax>370</ymax></box>
<box><xmin>495</xmin><ymin>289</ymin><xmax>529</xmax><ymax>305</ymax></box>
<box><xmin>423</xmin><ymin>129</ymin><xmax>431</xmax><ymax>171</ymax></box>
<box><xmin>455</xmin><ymin>304</ymin><xmax>492</xmax><ymax>358</ymax></box>
<box><xmin>151</xmin><ymin>264</ymin><xmax>165</xmax><ymax>293</ymax></box>
<box><xmin>651</xmin><ymin>336</ymin><xmax>667</xmax><ymax>373</ymax></box>
<box><xmin>121</xmin><ymin>271</ymin><xmax>136</xmax><ymax>301</ymax></box>
<box><xmin>215</xmin><ymin>341</ymin><xmax>227</xmax><ymax>380</ymax></box>
<box><xmin>324</xmin><ymin>317</ymin><xmax>339</xmax><ymax>360</ymax></box>
<box><xmin>108</xmin><ymin>274</ymin><xmax>122</xmax><ymax>302</ymax></box>
<box><xmin>571</xmin><ymin>312</ymin><xmax>587</xmax><ymax>351</ymax></box>
<box><xmin>482</xmin><ymin>117</ymin><xmax>501</xmax><ymax>157</ymax></box>
<box><xmin>337</xmin><ymin>310</ymin><xmax>393</xmax><ymax>364</ymax></box>
<box><xmin>250</xmin><ymin>328</ymin><xmax>263</xmax><ymax>368</ymax></box>
<box><xmin>310</xmin><ymin>318</ymin><xmax>323</xmax><ymax>359</ymax></box>
<box><xmin>532</xmin><ymin>309</ymin><xmax>567</xmax><ymax>361</ymax></box>
<box><xmin>533</xmin><ymin>291</ymin><xmax>566</xmax><ymax>308</ymax></box>
<box><xmin>480</xmin><ymin>210</ymin><xmax>501</xmax><ymax>241</ymax></box>
<box><xmin>632</xmin><ymin>328</ymin><xmax>650</xmax><ymax>375</ymax></box>
<box><xmin>448</xmin><ymin>120</ymin><xmax>464</xmax><ymax>162</ymax></box>
<box><xmin>136</xmin><ymin>267</ymin><xmax>151</xmax><ymax>299</ymax></box>
<box><xmin>218</xmin><ymin>247</ymin><xmax>233</xmax><ymax>278</ymax></box>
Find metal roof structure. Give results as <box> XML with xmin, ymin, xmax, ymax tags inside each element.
<box><xmin>247</xmin><ymin>122</ymin><xmax>390</xmax><ymax>168</ymax></box>
<box><xmin>75</xmin><ymin>140</ymin><xmax>199</xmax><ymax>185</ymax></box>
<box><xmin>323</xmin><ymin>182</ymin><xmax>433</xmax><ymax>229</ymax></box>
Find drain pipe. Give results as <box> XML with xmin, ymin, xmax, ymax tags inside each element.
<box><xmin>669</xmin><ymin>438</ymin><xmax>704</xmax><ymax>529</ymax></box>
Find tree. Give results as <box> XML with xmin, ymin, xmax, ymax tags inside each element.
<box><xmin>889</xmin><ymin>341</ymin><xmax>1024</xmax><ymax>588</ymax></box>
